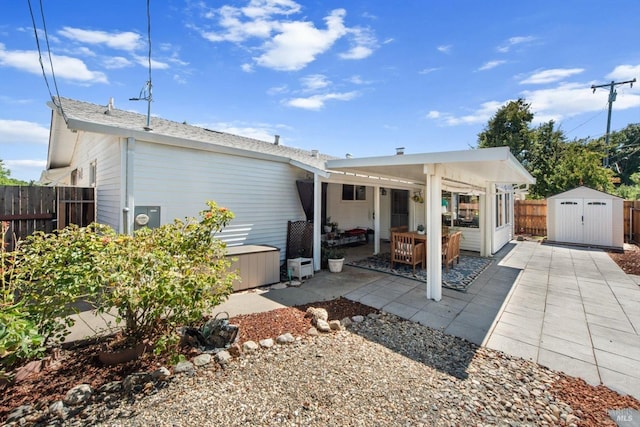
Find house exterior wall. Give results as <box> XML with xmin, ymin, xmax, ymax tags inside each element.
<box><xmin>324</xmin><ymin>183</ymin><xmax>374</xmax><ymax>231</ymax></box>
<box><xmin>131</xmin><ymin>140</ymin><xmax>307</xmax><ymax>259</ymax></box>
<box><xmin>58</xmin><ymin>130</ymin><xmax>122</xmax><ymax>230</ymax></box>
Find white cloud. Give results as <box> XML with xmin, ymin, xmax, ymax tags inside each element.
<box><xmin>348</xmin><ymin>75</ymin><xmax>371</xmax><ymax>84</ymax></box>
<box><xmin>196</xmin><ymin>118</ymin><xmax>290</xmax><ymax>142</ymax></box>
<box><xmin>58</xmin><ymin>27</ymin><xmax>142</xmax><ymax>51</ymax></box>
<box><xmin>478</xmin><ymin>60</ymin><xmax>506</xmax><ymax>71</ymax></box>
<box><xmin>437</xmin><ymin>44</ymin><xmax>452</xmax><ymax>54</ymax></box>
<box><xmin>606</xmin><ymin>64</ymin><xmax>640</xmax><ymax>81</ymax></box>
<box><xmin>497</xmin><ymin>35</ymin><xmax>536</xmax><ymax>53</ymax></box>
<box><xmin>199</xmin><ymin>2</ymin><xmax>376</xmax><ymax>71</ymax></box>
<box><xmin>520</xmin><ymin>68</ymin><xmax>584</xmax><ymax>84</ymax></box>
<box><xmin>284</xmin><ymin>91</ymin><xmax>358</xmax><ymax>110</ymax></box>
<box><xmin>132</xmin><ymin>55</ymin><xmax>170</xmax><ymax>70</ymax></box>
<box><xmin>267</xmin><ymin>84</ymin><xmax>288</xmax><ymax>95</ymax></box>
<box><xmin>339</xmin><ymin>27</ymin><xmax>376</xmax><ymax>60</ymax></box>
<box><xmin>383</xmin><ymin>38</ymin><xmax>394</xmax><ymax>44</ymax></box>
<box><xmin>0</xmin><ymin>43</ymin><xmax>108</xmax><ymax>83</ymax></box>
<box><xmin>426</xmin><ymin>101</ymin><xmax>507</xmax><ymax>126</ymax></box>
<box><xmin>241</xmin><ymin>63</ymin><xmax>254</xmax><ymax>72</ymax></box>
<box><xmin>0</xmin><ymin>119</ymin><xmax>49</xmax><ymax>145</ymax></box>
<box><xmin>103</xmin><ymin>56</ymin><xmax>132</xmax><ymax>69</ymax></box>
<box><xmin>419</xmin><ymin>67</ymin><xmax>440</xmax><ymax>75</ymax></box>
<box><xmin>256</xmin><ymin>9</ymin><xmax>348</xmax><ymax>71</ymax></box>
<box><xmin>300</xmin><ymin>74</ymin><xmax>330</xmax><ymax>91</ymax></box>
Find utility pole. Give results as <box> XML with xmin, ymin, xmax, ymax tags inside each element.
<box><xmin>591</xmin><ymin>78</ymin><xmax>636</xmax><ymax>167</ymax></box>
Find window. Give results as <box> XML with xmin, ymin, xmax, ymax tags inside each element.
<box><xmin>342</xmin><ymin>185</ymin><xmax>366</xmax><ymax>201</ymax></box>
<box><xmin>455</xmin><ymin>195</ymin><xmax>479</xmax><ymax>227</ymax></box>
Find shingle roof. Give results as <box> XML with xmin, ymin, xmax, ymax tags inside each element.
<box><xmin>52</xmin><ymin>97</ymin><xmax>335</xmax><ymax>171</ymax></box>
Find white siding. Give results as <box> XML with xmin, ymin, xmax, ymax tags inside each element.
<box><xmin>449</xmin><ymin>226</ymin><xmax>481</xmax><ymax>252</ymax></box>
<box><xmin>493</xmin><ymin>225</ymin><xmax>513</xmax><ymax>253</ymax></box>
<box><xmin>69</xmin><ymin>132</ymin><xmax>122</xmax><ymax>230</ymax></box>
<box><xmin>132</xmin><ymin>141</ymin><xmax>307</xmax><ymax>259</ymax></box>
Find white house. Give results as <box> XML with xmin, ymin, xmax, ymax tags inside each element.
<box><xmin>42</xmin><ymin>97</ymin><xmax>535</xmax><ymax>301</ymax></box>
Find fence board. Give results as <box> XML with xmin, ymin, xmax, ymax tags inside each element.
<box><xmin>0</xmin><ymin>186</ymin><xmax>95</xmax><ymax>250</ymax></box>
<box><xmin>514</xmin><ymin>200</ymin><xmax>547</xmax><ymax>236</ymax></box>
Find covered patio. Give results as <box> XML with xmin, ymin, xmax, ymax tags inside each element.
<box><xmin>314</xmin><ymin>147</ymin><xmax>535</xmax><ymax>301</ymax></box>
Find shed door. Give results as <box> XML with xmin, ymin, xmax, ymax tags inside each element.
<box><xmin>555</xmin><ymin>199</ymin><xmax>583</xmax><ymax>244</ymax></box>
<box><xmin>583</xmin><ymin>199</ymin><xmax>612</xmax><ymax>246</ymax></box>
<box><xmin>555</xmin><ymin>198</ymin><xmax>612</xmax><ymax>246</ymax></box>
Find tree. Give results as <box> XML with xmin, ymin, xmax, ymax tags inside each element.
<box><xmin>477</xmin><ymin>99</ymin><xmax>534</xmax><ymax>165</ymax></box>
<box><xmin>608</xmin><ymin>123</ymin><xmax>640</xmax><ymax>186</ymax></box>
<box><xmin>0</xmin><ymin>160</ymin><xmax>28</xmax><ymax>186</ymax></box>
<box><xmin>554</xmin><ymin>142</ymin><xmax>614</xmax><ymax>193</ymax></box>
<box><xmin>528</xmin><ymin>120</ymin><xmax>565</xmax><ymax>198</ymax></box>
<box><xmin>615</xmin><ymin>172</ymin><xmax>640</xmax><ymax>200</ymax></box>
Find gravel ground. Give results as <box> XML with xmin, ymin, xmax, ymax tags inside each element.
<box><xmin>92</xmin><ymin>313</ymin><xmax>587</xmax><ymax>427</ymax></box>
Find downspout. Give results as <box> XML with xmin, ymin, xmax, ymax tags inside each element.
<box><xmin>123</xmin><ymin>137</ymin><xmax>135</xmax><ymax>235</ymax></box>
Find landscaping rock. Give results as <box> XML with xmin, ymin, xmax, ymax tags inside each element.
<box><xmin>174</xmin><ymin>361</ymin><xmax>195</xmax><ymax>375</ymax></box>
<box><xmin>64</xmin><ymin>384</ymin><xmax>93</xmax><ymax>406</ymax></box>
<box><xmin>259</xmin><ymin>338</ymin><xmax>274</xmax><ymax>348</ymax></box>
<box><xmin>276</xmin><ymin>333</ymin><xmax>295</xmax><ymax>344</ymax></box>
<box><xmin>216</xmin><ymin>350</ymin><xmax>232</xmax><ymax>365</ymax></box>
<box><xmin>243</xmin><ymin>340</ymin><xmax>259</xmax><ymax>352</ymax></box>
<box><xmin>151</xmin><ymin>367</ymin><xmax>171</xmax><ymax>381</ymax></box>
<box><xmin>328</xmin><ymin>320</ymin><xmax>342</xmax><ymax>330</ymax></box>
<box><xmin>315</xmin><ymin>319</ymin><xmax>331</xmax><ymax>333</ymax></box>
<box><xmin>193</xmin><ymin>353</ymin><xmax>212</xmax><ymax>367</ymax></box>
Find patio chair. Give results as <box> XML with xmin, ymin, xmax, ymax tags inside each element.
<box><xmin>389</xmin><ymin>225</ymin><xmax>409</xmax><ymax>253</ymax></box>
<box><xmin>391</xmin><ymin>232</ymin><xmax>425</xmax><ymax>273</ymax></box>
<box><xmin>443</xmin><ymin>231</ymin><xmax>462</xmax><ymax>272</ymax></box>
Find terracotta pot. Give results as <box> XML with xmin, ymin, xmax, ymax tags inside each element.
<box><xmin>328</xmin><ymin>258</ymin><xmax>344</xmax><ymax>273</ymax></box>
<box><xmin>98</xmin><ymin>342</ymin><xmax>148</xmax><ymax>365</ymax></box>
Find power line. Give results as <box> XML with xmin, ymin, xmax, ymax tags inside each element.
<box><xmin>591</xmin><ymin>78</ymin><xmax>636</xmax><ymax>167</ymax></box>
<box><xmin>26</xmin><ymin>0</ymin><xmax>67</xmax><ymax>122</ymax></box>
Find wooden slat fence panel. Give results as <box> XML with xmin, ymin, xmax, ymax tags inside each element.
<box><xmin>514</xmin><ymin>200</ymin><xmax>547</xmax><ymax>236</ymax></box>
<box><xmin>625</xmin><ymin>200</ymin><xmax>640</xmax><ymax>243</ymax></box>
<box><xmin>0</xmin><ymin>186</ymin><xmax>95</xmax><ymax>250</ymax></box>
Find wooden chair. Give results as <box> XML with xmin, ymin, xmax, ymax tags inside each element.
<box><xmin>389</xmin><ymin>225</ymin><xmax>409</xmax><ymax>254</ymax></box>
<box><xmin>391</xmin><ymin>232</ymin><xmax>425</xmax><ymax>273</ymax></box>
<box><xmin>442</xmin><ymin>231</ymin><xmax>462</xmax><ymax>272</ymax></box>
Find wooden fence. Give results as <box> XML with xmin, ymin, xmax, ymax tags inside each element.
<box><xmin>514</xmin><ymin>200</ymin><xmax>547</xmax><ymax>236</ymax></box>
<box><xmin>515</xmin><ymin>199</ymin><xmax>639</xmax><ymax>243</ymax></box>
<box><xmin>1</xmin><ymin>186</ymin><xmax>95</xmax><ymax>250</ymax></box>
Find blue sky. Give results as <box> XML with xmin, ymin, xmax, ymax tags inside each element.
<box><xmin>1</xmin><ymin>0</ymin><xmax>639</xmax><ymax>182</ymax></box>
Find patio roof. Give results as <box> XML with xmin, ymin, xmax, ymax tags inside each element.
<box><xmin>326</xmin><ymin>146</ymin><xmax>535</xmax><ymax>188</ymax></box>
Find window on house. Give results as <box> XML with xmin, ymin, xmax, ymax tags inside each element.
<box><xmin>342</xmin><ymin>185</ymin><xmax>366</xmax><ymax>201</ymax></box>
<box><xmin>89</xmin><ymin>161</ymin><xmax>97</xmax><ymax>187</ymax></box>
<box><xmin>496</xmin><ymin>194</ymin><xmax>504</xmax><ymax>227</ymax></box>
<box><xmin>454</xmin><ymin>194</ymin><xmax>479</xmax><ymax>227</ymax></box>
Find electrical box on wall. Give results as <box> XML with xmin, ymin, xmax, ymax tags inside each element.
<box><xmin>134</xmin><ymin>206</ymin><xmax>161</xmax><ymax>230</ymax></box>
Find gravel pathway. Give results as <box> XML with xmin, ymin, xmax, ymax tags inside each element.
<box><xmin>93</xmin><ymin>313</ymin><xmax>584</xmax><ymax>426</ymax></box>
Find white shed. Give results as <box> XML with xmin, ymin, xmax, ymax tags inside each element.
<box><xmin>547</xmin><ymin>186</ymin><xmax>623</xmax><ymax>250</ymax></box>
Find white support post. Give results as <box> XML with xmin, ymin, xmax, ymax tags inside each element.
<box><xmin>313</xmin><ymin>174</ymin><xmax>322</xmax><ymax>271</ymax></box>
<box><xmin>374</xmin><ymin>186</ymin><xmax>381</xmax><ymax>254</ymax></box>
<box><xmin>425</xmin><ymin>165</ymin><xmax>442</xmax><ymax>301</ymax></box>
<box><xmin>480</xmin><ymin>182</ymin><xmax>493</xmax><ymax>257</ymax></box>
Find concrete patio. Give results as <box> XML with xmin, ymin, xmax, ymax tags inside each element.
<box><xmin>214</xmin><ymin>240</ymin><xmax>640</xmax><ymax>400</ymax></box>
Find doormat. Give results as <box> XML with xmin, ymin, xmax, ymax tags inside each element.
<box><xmin>346</xmin><ymin>253</ymin><xmax>492</xmax><ymax>292</ymax></box>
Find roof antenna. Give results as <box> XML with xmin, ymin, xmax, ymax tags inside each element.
<box><xmin>129</xmin><ymin>0</ymin><xmax>153</xmax><ymax>131</ymax></box>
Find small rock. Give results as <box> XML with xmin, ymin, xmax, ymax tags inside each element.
<box><xmin>228</xmin><ymin>343</ymin><xmax>242</xmax><ymax>357</ymax></box>
<box><xmin>48</xmin><ymin>400</ymin><xmax>68</xmax><ymax>420</ymax></box>
<box><xmin>243</xmin><ymin>341</ymin><xmax>259</xmax><ymax>352</ymax></box>
<box><xmin>270</xmin><ymin>282</ymin><xmax>288</xmax><ymax>289</ymax></box>
<box><xmin>276</xmin><ymin>333</ymin><xmax>295</xmax><ymax>344</ymax></box>
<box><xmin>259</xmin><ymin>338</ymin><xmax>274</xmax><ymax>348</ymax></box>
<box><xmin>328</xmin><ymin>320</ymin><xmax>342</xmax><ymax>331</ymax></box>
<box><xmin>6</xmin><ymin>405</ymin><xmax>33</xmax><ymax>423</ymax></box>
<box><xmin>151</xmin><ymin>367</ymin><xmax>171</xmax><ymax>381</ymax></box>
<box><xmin>367</xmin><ymin>313</ymin><xmax>380</xmax><ymax>319</ymax></box>
<box><xmin>216</xmin><ymin>350</ymin><xmax>232</xmax><ymax>365</ymax></box>
<box><xmin>566</xmin><ymin>414</ymin><xmax>580</xmax><ymax>424</ymax></box>
<box><xmin>64</xmin><ymin>384</ymin><xmax>93</xmax><ymax>406</ymax></box>
<box><xmin>123</xmin><ymin>373</ymin><xmax>152</xmax><ymax>394</ymax></box>
<box><xmin>174</xmin><ymin>361</ymin><xmax>195</xmax><ymax>375</ymax></box>
<box><xmin>340</xmin><ymin>317</ymin><xmax>353</xmax><ymax>328</ymax></box>
<box><xmin>98</xmin><ymin>381</ymin><xmax>122</xmax><ymax>393</ymax></box>
<box><xmin>305</xmin><ymin>307</ymin><xmax>328</xmax><ymax>323</ymax></box>
<box><xmin>351</xmin><ymin>315</ymin><xmax>365</xmax><ymax>323</ymax></box>
<box><xmin>315</xmin><ymin>319</ymin><xmax>331</xmax><ymax>333</ymax></box>
<box><xmin>193</xmin><ymin>353</ymin><xmax>212</xmax><ymax>367</ymax></box>
<box><xmin>307</xmin><ymin>327</ymin><xmax>319</xmax><ymax>336</ymax></box>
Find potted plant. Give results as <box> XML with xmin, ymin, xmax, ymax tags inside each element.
<box><xmin>324</xmin><ymin>246</ymin><xmax>345</xmax><ymax>273</ymax></box>
<box><xmin>416</xmin><ymin>224</ymin><xmax>425</xmax><ymax>235</ymax></box>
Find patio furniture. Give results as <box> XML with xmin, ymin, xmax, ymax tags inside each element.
<box><xmin>391</xmin><ymin>232</ymin><xmax>425</xmax><ymax>273</ymax></box>
<box><xmin>443</xmin><ymin>231</ymin><xmax>462</xmax><ymax>272</ymax></box>
<box><xmin>287</xmin><ymin>257</ymin><xmax>314</xmax><ymax>280</ymax></box>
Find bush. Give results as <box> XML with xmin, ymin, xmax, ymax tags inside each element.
<box><xmin>10</xmin><ymin>201</ymin><xmax>237</xmax><ymax>358</ymax></box>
